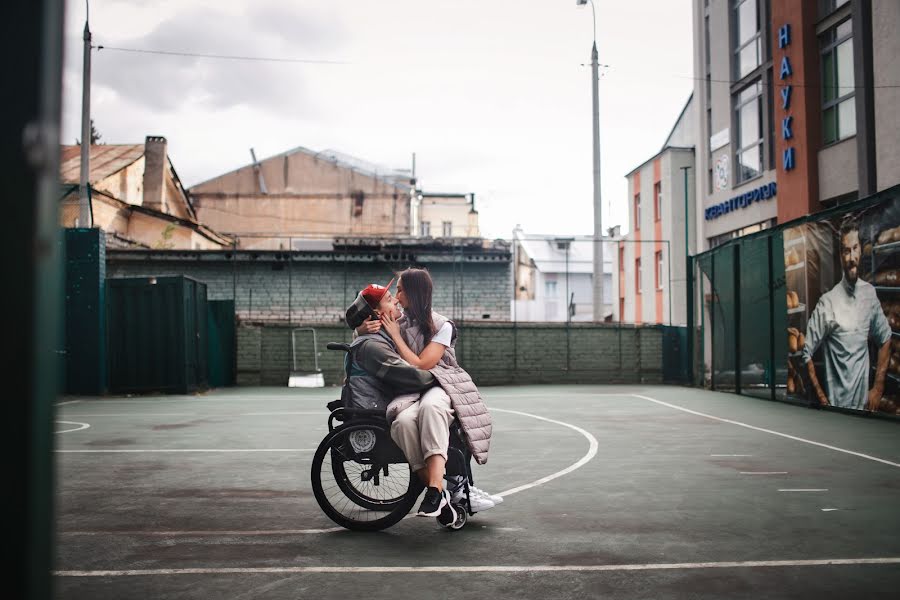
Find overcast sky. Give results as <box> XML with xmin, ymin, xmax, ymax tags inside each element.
<box><xmin>62</xmin><ymin>0</ymin><xmax>694</xmax><ymax>239</ymax></box>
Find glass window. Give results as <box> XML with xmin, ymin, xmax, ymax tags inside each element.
<box><xmin>636</xmin><ymin>258</ymin><xmax>642</xmax><ymax>294</ymax></box>
<box><xmin>420</xmin><ymin>221</ymin><xmax>431</xmax><ymax>237</ymax></box>
<box><xmin>820</xmin><ymin>18</ymin><xmax>855</xmax><ymax>144</ymax></box>
<box><xmin>734</xmin><ymin>80</ymin><xmax>763</xmax><ymax>183</ymax></box>
<box><xmin>656</xmin><ymin>251</ymin><xmax>664</xmax><ymax>289</ymax></box>
<box><xmin>545</xmin><ymin>280</ymin><xmax>557</xmax><ymax>297</ymax></box>
<box><xmin>634</xmin><ymin>194</ymin><xmax>641</xmax><ymax>229</ymax></box>
<box><xmin>733</xmin><ymin>0</ymin><xmax>761</xmax><ymax>79</ymax></box>
<box><xmin>442</xmin><ymin>221</ymin><xmax>453</xmax><ymax>237</ymax></box>
<box><xmin>654</xmin><ymin>182</ymin><xmax>662</xmax><ymax>221</ymax></box>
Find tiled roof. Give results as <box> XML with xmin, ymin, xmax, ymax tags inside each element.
<box><xmin>59</xmin><ymin>144</ymin><xmax>144</xmax><ymax>184</ymax></box>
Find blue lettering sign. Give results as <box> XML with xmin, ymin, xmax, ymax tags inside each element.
<box><xmin>783</xmin><ymin>147</ymin><xmax>795</xmax><ymax>171</ymax></box>
<box><xmin>778</xmin><ymin>24</ymin><xmax>791</xmax><ymax>49</ymax></box>
<box><xmin>782</xmin><ymin>116</ymin><xmax>793</xmax><ymax>140</ymax></box>
<box><xmin>780</xmin><ymin>56</ymin><xmax>793</xmax><ymax>79</ymax></box>
<box><xmin>781</xmin><ymin>86</ymin><xmax>792</xmax><ymax>109</ymax></box>
<box><xmin>704</xmin><ymin>183</ymin><xmax>778</xmax><ymax>221</ymax></box>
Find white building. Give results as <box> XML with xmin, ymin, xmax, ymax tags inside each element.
<box><xmin>512</xmin><ymin>228</ymin><xmax>615</xmax><ymax>322</ymax></box>
<box><xmin>614</xmin><ymin>95</ymin><xmax>696</xmax><ymax>326</ymax></box>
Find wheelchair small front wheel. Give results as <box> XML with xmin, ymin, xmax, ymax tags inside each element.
<box><xmin>311</xmin><ymin>422</ymin><xmax>422</xmax><ymax>531</ymax></box>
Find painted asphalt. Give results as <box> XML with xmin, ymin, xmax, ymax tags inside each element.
<box><xmin>54</xmin><ymin>385</ymin><xmax>900</xmax><ymax>599</ymax></box>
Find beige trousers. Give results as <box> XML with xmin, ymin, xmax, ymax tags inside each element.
<box><xmin>390</xmin><ymin>386</ymin><xmax>454</xmax><ymax>472</ymax></box>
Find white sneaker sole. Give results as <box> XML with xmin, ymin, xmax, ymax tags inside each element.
<box><xmin>416</xmin><ymin>495</ymin><xmax>448</xmax><ymax>518</ymax></box>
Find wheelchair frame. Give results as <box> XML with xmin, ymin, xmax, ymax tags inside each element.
<box><xmin>309</xmin><ymin>342</ymin><xmax>475</xmax><ymax>532</ymax></box>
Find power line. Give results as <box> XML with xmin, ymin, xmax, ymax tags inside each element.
<box><xmin>94</xmin><ymin>45</ymin><xmax>351</xmax><ymax>65</ymax></box>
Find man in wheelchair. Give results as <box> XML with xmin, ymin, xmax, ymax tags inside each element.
<box><xmin>344</xmin><ymin>282</ymin><xmax>499</xmax><ymax>521</ymax></box>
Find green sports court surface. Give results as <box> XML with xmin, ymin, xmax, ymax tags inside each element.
<box><xmin>54</xmin><ymin>385</ymin><xmax>900</xmax><ymax>599</ymax></box>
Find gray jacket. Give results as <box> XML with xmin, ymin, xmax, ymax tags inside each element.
<box><xmin>347</xmin><ymin>330</ymin><xmax>435</xmax><ymax>411</ymax></box>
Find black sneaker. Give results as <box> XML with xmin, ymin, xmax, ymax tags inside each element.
<box><xmin>416</xmin><ymin>486</ymin><xmax>447</xmax><ymax>517</ymax></box>
<box><xmin>437</xmin><ymin>496</ymin><xmax>458</xmax><ymax>527</ymax></box>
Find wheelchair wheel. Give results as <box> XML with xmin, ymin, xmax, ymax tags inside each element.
<box><xmin>311</xmin><ymin>422</ymin><xmax>422</xmax><ymax>531</ymax></box>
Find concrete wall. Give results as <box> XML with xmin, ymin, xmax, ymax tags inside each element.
<box><xmin>818</xmin><ymin>136</ymin><xmax>858</xmax><ymax>201</ymax></box>
<box><xmin>106</xmin><ymin>252</ymin><xmax>512</xmax><ymax>323</ymax></box>
<box><xmin>873</xmin><ymin>0</ymin><xmax>900</xmax><ymax>191</ymax></box>
<box><xmin>235</xmin><ymin>322</ymin><xmax>664</xmax><ymax>387</ymax></box>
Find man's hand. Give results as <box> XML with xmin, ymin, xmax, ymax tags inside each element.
<box><xmin>817</xmin><ymin>391</ymin><xmax>830</xmax><ymax>407</ymax></box>
<box><xmin>867</xmin><ymin>387</ymin><xmax>883</xmax><ymax>412</ymax></box>
<box><xmin>355</xmin><ymin>317</ymin><xmax>381</xmax><ymax>336</ymax></box>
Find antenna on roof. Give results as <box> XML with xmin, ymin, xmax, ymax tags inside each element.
<box><xmin>250</xmin><ymin>148</ymin><xmax>268</xmax><ymax>194</ymax></box>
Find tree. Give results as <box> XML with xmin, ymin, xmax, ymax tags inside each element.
<box><xmin>75</xmin><ymin>119</ymin><xmax>103</xmax><ymax>145</ymax></box>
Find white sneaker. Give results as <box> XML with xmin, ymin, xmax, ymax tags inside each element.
<box><xmin>453</xmin><ymin>485</ymin><xmax>496</xmax><ymax>512</ymax></box>
<box><xmin>472</xmin><ymin>486</ymin><xmax>504</xmax><ymax>505</ymax></box>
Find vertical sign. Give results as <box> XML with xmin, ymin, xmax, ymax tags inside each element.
<box><xmin>779</xmin><ymin>23</ymin><xmax>796</xmax><ymax>171</ymax></box>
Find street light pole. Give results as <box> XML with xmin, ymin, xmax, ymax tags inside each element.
<box><xmin>577</xmin><ymin>0</ymin><xmax>604</xmax><ymax>322</ymax></box>
<box><xmin>78</xmin><ymin>1</ymin><xmax>92</xmax><ymax>227</ymax></box>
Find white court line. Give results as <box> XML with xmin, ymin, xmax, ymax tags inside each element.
<box><xmin>53</xmin><ymin>557</ymin><xmax>900</xmax><ymax>577</ymax></box>
<box><xmin>55</xmin><ymin>421</ymin><xmax>91</xmax><ymax>434</ymax></box>
<box><xmin>740</xmin><ymin>471</ymin><xmax>788</xmax><ymax>475</ymax></box>
<box><xmin>59</xmin><ymin>408</ymin><xmax>597</xmax><ymax>537</ymax></box>
<box><xmin>52</xmin><ymin>412</ymin><xmax>324</xmax><ymax>417</ymax></box>
<box><xmin>710</xmin><ymin>454</ymin><xmax>753</xmax><ymax>457</ymax></box>
<box><xmin>55</xmin><ymin>400</ymin><xmax>83</xmax><ymax>406</ymax></box>
<box><xmin>491</xmin><ymin>408</ymin><xmax>598</xmax><ymax>498</ymax></box>
<box><xmin>56</xmin><ymin>448</ymin><xmax>315</xmax><ymax>454</ymax></box>
<box><xmin>779</xmin><ymin>489</ymin><xmax>828</xmax><ymax>492</ymax></box>
<box><xmin>631</xmin><ymin>394</ymin><xmax>900</xmax><ymax>469</ymax></box>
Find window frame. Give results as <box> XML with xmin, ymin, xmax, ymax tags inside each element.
<box><xmin>820</xmin><ymin>16</ymin><xmax>855</xmax><ymax>145</ymax></box>
<box><xmin>636</xmin><ymin>258</ymin><xmax>642</xmax><ymax>295</ymax></box>
<box><xmin>442</xmin><ymin>220</ymin><xmax>453</xmax><ymax>237</ymax></box>
<box><xmin>734</xmin><ymin>79</ymin><xmax>764</xmax><ymax>185</ymax></box>
<box><xmin>634</xmin><ymin>193</ymin><xmax>641</xmax><ymax>230</ymax></box>
<box><xmin>733</xmin><ymin>0</ymin><xmax>761</xmax><ymax>80</ymax></box>
<box><xmin>656</xmin><ymin>251</ymin><xmax>664</xmax><ymax>290</ymax></box>
<box><xmin>654</xmin><ymin>182</ymin><xmax>662</xmax><ymax>222</ymax></box>
<box><xmin>420</xmin><ymin>221</ymin><xmax>431</xmax><ymax>237</ymax></box>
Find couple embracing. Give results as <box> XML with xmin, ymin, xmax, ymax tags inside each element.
<box><xmin>344</xmin><ymin>267</ymin><xmax>501</xmax><ymax>519</ymax></box>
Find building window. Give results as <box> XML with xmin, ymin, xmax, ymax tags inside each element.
<box><xmin>707</xmin><ymin>218</ymin><xmax>777</xmax><ymax>248</ymax></box>
<box><xmin>733</xmin><ymin>0</ymin><xmax>761</xmax><ymax>79</ymax></box>
<box><xmin>821</xmin><ymin>17</ymin><xmax>855</xmax><ymax>145</ymax></box>
<box><xmin>442</xmin><ymin>221</ymin><xmax>453</xmax><ymax>237</ymax></box>
<box><xmin>545</xmin><ymin>280</ymin><xmax>558</xmax><ymax>297</ymax></box>
<box><xmin>618</xmin><ymin>246</ymin><xmax>625</xmax><ymax>271</ymax></box>
<box><xmin>636</xmin><ymin>258</ymin><xmax>642</xmax><ymax>294</ymax></box>
<box><xmin>654</xmin><ymin>182</ymin><xmax>662</xmax><ymax>221</ymax></box>
<box><xmin>656</xmin><ymin>251</ymin><xmax>664</xmax><ymax>289</ymax></box>
<box><xmin>634</xmin><ymin>194</ymin><xmax>641</xmax><ymax>229</ymax></box>
<box><xmin>734</xmin><ymin>80</ymin><xmax>763</xmax><ymax>183</ymax></box>
<box><xmin>420</xmin><ymin>221</ymin><xmax>431</xmax><ymax>237</ymax></box>
<box><xmin>818</xmin><ymin>0</ymin><xmax>849</xmax><ymax>18</ymax></box>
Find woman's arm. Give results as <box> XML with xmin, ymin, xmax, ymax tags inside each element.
<box><xmin>381</xmin><ymin>312</ymin><xmax>444</xmax><ymax>369</ymax></box>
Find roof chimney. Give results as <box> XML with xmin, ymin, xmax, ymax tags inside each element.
<box><xmin>143</xmin><ymin>136</ymin><xmax>167</xmax><ymax>212</ymax></box>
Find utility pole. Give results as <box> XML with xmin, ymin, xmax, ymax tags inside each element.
<box><xmin>577</xmin><ymin>1</ymin><xmax>604</xmax><ymax>322</ymax></box>
<box><xmin>78</xmin><ymin>6</ymin><xmax>92</xmax><ymax>227</ymax></box>
<box><xmin>590</xmin><ymin>39</ymin><xmax>604</xmax><ymax>322</ymax></box>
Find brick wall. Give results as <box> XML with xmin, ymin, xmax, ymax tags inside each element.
<box><xmin>235</xmin><ymin>321</ymin><xmax>663</xmax><ymax>387</ymax></box>
<box><xmin>106</xmin><ymin>254</ymin><xmax>511</xmax><ymax>323</ymax></box>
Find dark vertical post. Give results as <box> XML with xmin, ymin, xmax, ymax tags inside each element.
<box><xmin>767</xmin><ymin>236</ymin><xmax>777</xmax><ymax>401</ymax></box>
<box><xmin>6</xmin><ymin>1</ymin><xmax>64</xmax><ymax>598</ymax></box>
<box><xmin>710</xmin><ymin>256</ymin><xmax>716</xmax><ymax>390</ymax></box>
<box><xmin>682</xmin><ymin>166</ymin><xmax>693</xmax><ymax>385</ymax></box>
<box><xmin>734</xmin><ymin>244</ymin><xmax>742</xmax><ymax>395</ymax></box>
<box><xmin>852</xmin><ymin>0</ymin><xmax>877</xmax><ymax>196</ymax></box>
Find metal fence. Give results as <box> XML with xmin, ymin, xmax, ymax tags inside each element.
<box><xmin>690</xmin><ymin>184</ymin><xmax>900</xmax><ymax>417</ymax></box>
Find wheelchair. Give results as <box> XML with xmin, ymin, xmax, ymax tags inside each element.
<box><xmin>310</xmin><ymin>342</ymin><xmax>476</xmax><ymax>532</ymax></box>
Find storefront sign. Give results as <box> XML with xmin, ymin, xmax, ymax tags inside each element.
<box><xmin>779</xmin><ymin>23</ymin><xmax>796</xmax><ymax>171</ymax></box>
<box><xmin>714</xmin><ymin>154</ymin><xmax>729</xmax><ymax>191</ymax></box>
<box><xmin>710</xmin><ymin>128</ymin><xmax>730</xmax><ymax>151</ymax></box>
<box><xmin>704</xmin><ymin>182</ymin><xmax>777</xmax><ymax>221</ymax></box>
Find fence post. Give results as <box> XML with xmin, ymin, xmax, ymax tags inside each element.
<box><xmin>734</xmin><ymin>244</ymin><xmax>742</xmax><ymax>396</ymax></box>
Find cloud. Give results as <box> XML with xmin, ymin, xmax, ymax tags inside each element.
<box><xmin>87</xmin><ymin>4</ymin><xmax>344</xmax><ymax>114</ymax></box>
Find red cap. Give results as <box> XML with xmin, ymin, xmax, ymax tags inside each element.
<box><xmin>361</xmin><ymin>277</ymin><xmax>395</xmax><ymax>309</ymax></box>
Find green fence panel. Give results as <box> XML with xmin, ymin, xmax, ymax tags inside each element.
<box><xmin>107</xmin><ymin>276</ymin><xmax>208</xmax><ymax>394</ymax></box>
<box><xmin>711</xmin><ymin>245</ymin><xmax>737</xmax><ymax>391</ymax></box>
<box><xmin>64</xmin><ymin>228</ymin><xmax>107</xmax><ymax>394</ymax></box>
<box><xmin>738</xmin><ymin>235</ymin><xmax>772</xmax><ymax>398</ymax></box>
<box><xmin>207</xmin><ymin>300</ymin><xmax>236</xmax><ymax>387</ymax></box>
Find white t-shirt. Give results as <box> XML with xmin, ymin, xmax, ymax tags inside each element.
<box><xmin>431</xmin><ymin>321</ymin><xmax>453</xmax><ymax>347</ymax></box>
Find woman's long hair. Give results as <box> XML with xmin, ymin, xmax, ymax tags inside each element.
<box><xmin>398</xmin><ymin>267</ymin><xmax>436</xmax><ymax>341</ymax></box>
